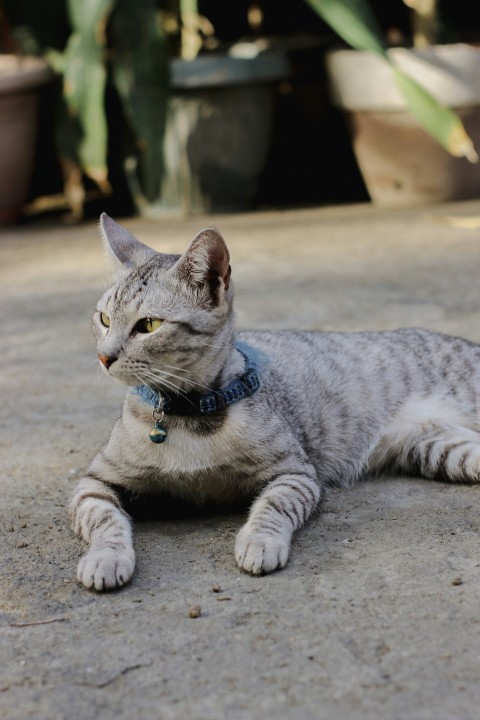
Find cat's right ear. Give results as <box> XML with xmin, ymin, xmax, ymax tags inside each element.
<box><xmin>99</xmin><ymin>213</ymin><xmax>156</xmax><ymax>269</ymax></box>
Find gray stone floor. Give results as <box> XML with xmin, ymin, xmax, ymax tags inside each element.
<box><xmin>1</xmin><ymin>202</ymin><xmax>480</xmax><ymax>719</ymax></box>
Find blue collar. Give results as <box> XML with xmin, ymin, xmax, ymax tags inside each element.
<box><xmin>133</xmin><ymin>343</ymin><xmax>260</xmax><ymax>416</ymax></box>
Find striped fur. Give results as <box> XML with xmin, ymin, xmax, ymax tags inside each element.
<box><xmin>71</xmin><ymin>215</ymin><xmax>480</xmax><ymax>590</ymax></box>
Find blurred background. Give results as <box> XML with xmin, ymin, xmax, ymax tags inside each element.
<box><xmin>1</xmin><ymin>0</ymin><xmax>480</xmax><ymax>226</ymax></box>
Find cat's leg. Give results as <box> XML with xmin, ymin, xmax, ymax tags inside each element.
<box><xmin>70</xmin><ymin>476</ymin><xmax>135</xmax><ymax>591</ymax></box>
<box><xmin>372</xmin><ymin>397</ymin><xmax>480</xmax><ymax>482</ymax></box>
<box><xmin>403</xmin><ymin>427</ymin><xmax>480</xmax><ymax>482</ymax></box>
<box><xmin>235</xmin><ymin>469</ymin><xmax>322</xmax><ymax>575</ymax></box>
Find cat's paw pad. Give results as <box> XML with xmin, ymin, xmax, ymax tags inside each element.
<box><xmin>77</xmin><ymin>547</ymin><xmax>135</xmax><ymax>591</ymax></box>
<box><xmin>235</xmin><ymin>529</ymin><xmax>290</xmax><ymax>575</ymax></box>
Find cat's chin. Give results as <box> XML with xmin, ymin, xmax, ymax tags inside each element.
<box><xmin>114</xmin><ymin>373</ymin><xmax>165</xmax><ymax>391</ymax></box>
<box><xmin>107</xmin><ymin>370</ymin><xmax>141</xmax><ymax>388</ymax></box>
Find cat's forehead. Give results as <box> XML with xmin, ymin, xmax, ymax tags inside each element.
<box><xmin>103</xmin><ymin>252</ymin><xmax>181</xmax><ymax>307</ymax></box>
<box><xmin>134</xmin><ymin>251</ymin><xmax>181</xmax><ymax>275</ymax></box>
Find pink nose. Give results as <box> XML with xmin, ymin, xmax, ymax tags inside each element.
<box><xmin>98</xmin><ymin>354</ymin><xmax>115</xmax><ymax>369</ymax></box>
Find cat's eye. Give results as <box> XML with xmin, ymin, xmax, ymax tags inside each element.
<box><xmin>136</xmin><ymin>317</ymin><xmax>163</xmax><ymax>333</ymax></box>
<box><xmin>100</xmin><ymin>312</ymin><xmax>110</xmax><ymax>328</ymax></box>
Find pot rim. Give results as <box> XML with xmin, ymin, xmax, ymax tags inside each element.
<box><xmin>0</xmin><ymin>55</ymin><xmax>53</xmax><ymax>95</ymax></box>
<box><xmin>170</xmin><ymin>50</ymin><xmax>290</xmax><ymax>89</ymax></box>
<box><xmin>325</xmin><ymin>42</ymin><xmax>480</xmax><ymax>111</ymax></box>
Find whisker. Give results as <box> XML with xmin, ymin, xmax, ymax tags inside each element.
<box><xmin>147</xmin><ymin>370</ymin><xmax>214</xmax><ymax>397</ymax></box>
<box><xmin>160</xmin><ymin>363</ymin><xmax>190</xmax><ymax>373</ymax></box>
<box><xmin>141</xmin><ymin>370</ymin><xmax>195</xmax><ymax>406</ymax></box>
<box><xmin>133</xmin><ymin>371</ymin><xmax>174</xmax><ymax>406</ymax></box>
<box><xmin>142</xmin><ymin>370</ymin><xmax>180</xmax><ymax>393</ymax></box>
<box><xmin>148</xmin><ymin>367</ymin><xmax>221</xmax><ymax>396</ymax></box>
<box><xmin>150</xmin><ymin>377</ymin><xmax>198</xmax><ymax>411</ymax></box>
<box><xmin>143</xmin><ymin>367</ymin><xmax>188</xmax><ymax>387</ymax></box>
<box><xmin>133</xmin><ymin>372</ymin><xmax>150</xmax><ymax>389</ymax></box>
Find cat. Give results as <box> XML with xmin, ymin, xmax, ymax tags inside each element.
<box><xmin>71</xmin><ymin>212</ymin><xmax>480</xmax><ymax>591</ymax></box>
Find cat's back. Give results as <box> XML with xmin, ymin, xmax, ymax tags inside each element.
<box><xmin>240</xmin><ymin>327</ymin><xmax>480</xmax><ymax>413</ymax></box>
<box><xmin>239</xmin><ymin>327</ymin><xmax>404</xmax><ymax>385</ymax></box>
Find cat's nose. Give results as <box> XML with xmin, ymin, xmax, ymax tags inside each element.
<box><xmin>98</xmin><ymin>354</ymin><xmax>116</xmax><ymax>369</ymax></box>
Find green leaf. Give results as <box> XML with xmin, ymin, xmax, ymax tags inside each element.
<box><xmin>110</xmin><ymin>0</ymin><xmax>169</xmax><ymax>202</ymax></box>
<box><xmin>391</xmin><ymin>66</ymin><xmax>478</xmax><ymax>161</ymax></box>
<box><xmin>67</xmin><ymin>0</ymin><xmax>113</xmax><ymax>35</ymax></box>
<box><xmin>62</xmin><ymin>0</ymin><xmax>114</xmax><ymax>188</ymax></box>
<box><xmin>305</xmin><ymin>0</ymin><xmax>387</xmax><ymax>56</ymax></box>
<box><xmin>306</xmin><ymin>0</ymin><xmax>478</xmax><ymax>162</ymax></box>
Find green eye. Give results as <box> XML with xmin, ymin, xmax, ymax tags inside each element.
<box><xmin>100</xmin><ymin>312</ymin><xmax>110</xmax><ymax>327</ymax></box>
<box><xmin>136</xmin><ymin>317</ymin><xmax>163</xmax><ymax>333</ymax></box>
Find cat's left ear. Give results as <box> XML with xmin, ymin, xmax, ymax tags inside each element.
<box><xmin>99</xmin><ymin>213</ymin><xmax>156</xmax><ymax>269</ymax></box>
<box><xmin>175</xmin><ymin>227</ymin><xmax>231</xmax><ymax>293</ymax></box>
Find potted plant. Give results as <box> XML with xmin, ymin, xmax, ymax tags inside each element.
<box><xmin>2</xmin><ymin>0</ymin><xmax>291</xmax><ymax>220</ymax></box>
<box><xmin>305</xmin><ymin>0</ymin><xmax>480</xmax><ymax>206</ymax></box>
<box><xmin>0</xmin><ymin>2</ymin><xmax>52</xmax><ymax>223</ymax></box>
<box><xmin>139</xmin><ymin>0</ymin><xmax>291</xmax><ymax>216</ymax></box>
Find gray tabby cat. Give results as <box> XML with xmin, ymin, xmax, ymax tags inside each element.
<box><xmin>71</xmin><ymin>213</ymin><xmax>480</xmax><ymax>591</ymax></box>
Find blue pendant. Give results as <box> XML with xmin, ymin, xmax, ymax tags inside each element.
<box><xmin>149</xmin><ymin>421</ymin><xmax>167</xmax><ymax>443</ymax></box>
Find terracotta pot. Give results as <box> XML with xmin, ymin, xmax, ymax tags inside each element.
<box><xmin>0</xmin><ymin>55</ymin><xmax>52</xmax><ymax>224</ymax></box>
<box><xmin>325</xmin><ymin>44</ymin><xmax>480</xmax><ymax>206</ymax></box>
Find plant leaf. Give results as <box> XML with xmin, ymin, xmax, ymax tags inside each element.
<box><xmin>62</xmin><ymin>0</ymin><xmax>114</xmax><ymax>189</ymax></box>
<box><xmin>110</xmin><ymin>0</ymin><xmax>169</xmax><ymax>202</ymax></box>
<box><xmin>391</xmin><ymin>66</ymin><xmax>478</xmax><ymax>161</ymax></box>
<box><xmin>305</xmin><ymin>0</ymin><xmax>387</xmax><ymax>56</ymax></box>
<box><xmin>306</xmin><ymin>0</ymin><xmax>478</xmax><ymax>162</ymax></box>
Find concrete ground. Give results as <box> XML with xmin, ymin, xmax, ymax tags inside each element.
<box><xmin>1</xmin><ymin>201</ymin><xmax>480</xmax><ymax>720</ymax></box>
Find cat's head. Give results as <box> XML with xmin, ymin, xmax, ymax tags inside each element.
<box><xmin>94</xmin><ymin>213</ymin><xmax>235</xmax><ymax>391</ymax></box>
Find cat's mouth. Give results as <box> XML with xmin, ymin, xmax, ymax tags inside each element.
<box><xmin>98</xmin><ymin>355</ymin><xmax>141</xmax><ymax>386</ymax></box>
<box><xmin>101</xmin><ymin>356</ymin><xmax>196</xmax><ymax>395</ymax></box>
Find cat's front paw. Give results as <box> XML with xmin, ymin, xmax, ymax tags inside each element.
<box><xmin>77</xmin><ymin>546</ymin><xmax>135</xmax><ymax>591</ymax></box>
<box><xmin>235</xmin><ymin>528</ymin><xmax>290</xmax><ymax>575</ymax></box>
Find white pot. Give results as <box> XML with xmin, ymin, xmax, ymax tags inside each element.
<box><xmin>326</xmin><ymin>43</ymin><xmax>480</xmax><ymax>111</ymax></box>
<box><xmin>325</xmin><ymin>44</ymin><xmax>480</xmax><ymax>206</ymax></box>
